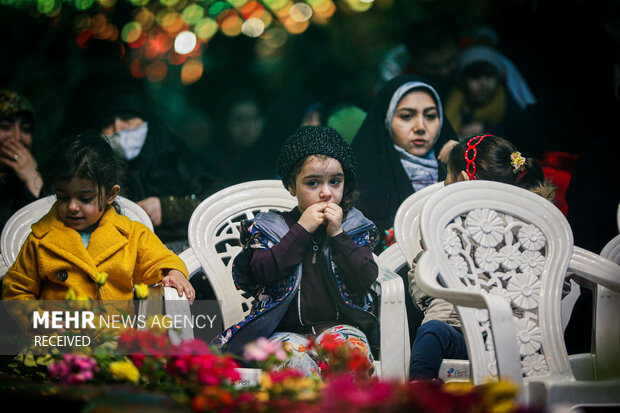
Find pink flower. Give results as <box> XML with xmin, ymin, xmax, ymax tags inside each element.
<box><xmin>48</xmin><ymin>355</ymin><xmax>99</xmax><ymax>385</ymax></box>
<box><xmin>172</xmin><ymin>338</ymin><xmax>212</xmax><ymax>355</ymax></box>
<box><xmin>243</xmin><ymin>337</ymin><xmax>288</xmax><ymax>362</ymax></box>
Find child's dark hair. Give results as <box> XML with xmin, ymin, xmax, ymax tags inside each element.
<box><xmin>42</xmin><ymin>132</ymin><xmax>121</xmax><ymax>211</ymax></box>
<box><xmin>462</xmin><ymin>61</ymin><xmax>499</xmax><ymax>80</ymax></box>
<box><xmin>447</xmin><ymin>135</ymin><xmax>555</xmax><ymax>201</ymax></box>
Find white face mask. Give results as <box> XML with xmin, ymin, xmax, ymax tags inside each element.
<box><xmin>107</xmin><ymin>122</ymin><xmax>148</xmax><ymax>161</ymax></box>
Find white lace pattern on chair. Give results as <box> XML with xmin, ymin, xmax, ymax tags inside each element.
<box><xmin>211</xmin><ymin>207</ymin><xmax>291</xmax><ymax>318</ymax></box>
<box><xmin>441</xmin><ymin>208</ymin><xmax>550</xmax><ymax>378</ymax></box>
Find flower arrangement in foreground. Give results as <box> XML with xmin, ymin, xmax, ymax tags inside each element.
<box><xmin>1</xmin><ymin>328</ymin><xmax>535</xmax><ymax>413</ymax></box>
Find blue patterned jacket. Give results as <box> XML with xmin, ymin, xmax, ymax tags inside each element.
<box><xmin>212</xmin><ymin>207</ymin><xmax>380</xmax><ymax>356</ymax></box>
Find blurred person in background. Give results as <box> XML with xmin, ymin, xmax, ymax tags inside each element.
<box><xmin>233</xmin><ymin>90</ymin><xmax>325</xmax><ymax>183</ymax></box>
<box><xmin>381</xmin><ymin>12</ymin><xmax>462</xmax><ymax>101</ymax></box>
<box><xmin>213</xmin><ymin>91</ymin><xmax>264</xmax><ymax>180</ymax></box>
<box><xmin>96</xmin><ymin>84</ymin><xmax>224</xmax><ymax>253</ymax></box>
<box><xmin>445</xmin><ymin>45</ymin><xmax>536</xmax><ymax>138</ymax></box>
<box><xmin>0</xmin><ymin>89</ymin><xmax>42</xmax><ymax>234</ymax></box>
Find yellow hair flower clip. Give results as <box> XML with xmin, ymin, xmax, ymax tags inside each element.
<box><xmin>510</xmin><ymin>151</ymin><xmax>526</xmax><ymax>173</ymax></box>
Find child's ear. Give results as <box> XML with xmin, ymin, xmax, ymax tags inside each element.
<box><xmin>106</xmin><ymin>185</ymin><xmax>121</xmax><ymax>205</ymax></box>
<box><xmin>288</xmin><ymin>184</ymin><xmax>296</xmax><ymax>197</ymax></box>
<box><xmin>457</xmin><ymin>171</ymin><xmax>470</xmax><ymax>182</ymax></box>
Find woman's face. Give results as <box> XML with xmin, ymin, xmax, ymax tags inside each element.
<box><xmin>390</xmin><ymin>91</ymin><xmax>440</xmax><ymax>157</ymax></box>
<box><xmin>0</xmin><ymin>116</ymin><xmax>33</xmax><ymax>149</ymax></box>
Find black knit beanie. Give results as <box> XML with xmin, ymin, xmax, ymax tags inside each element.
<box><xmin>277</xmin><ymin>126</ymin><xmax>356</xmax><ymax>190</ymax></box>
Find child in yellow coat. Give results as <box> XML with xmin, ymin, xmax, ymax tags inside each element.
<box><xmin>2</xmin><ymin>133</ymin><xmax>194</xmax><ymax>302</ymax></box>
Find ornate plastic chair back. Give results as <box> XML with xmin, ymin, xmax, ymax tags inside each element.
<box><xmin>179</xmin><ymin>180</ymin><xmax>410</xmax><ymax>382</ymax></box>
<box><xmin>179</xmin><ymin>180</ymin><xmax>297</xmax><ymax>329</ymax></box>
<box><xmin>415</xmin><ymin>180</ymin><xmax>620</xmax><ymax>408</ymax></box>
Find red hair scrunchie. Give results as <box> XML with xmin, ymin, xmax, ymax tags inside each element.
<box><xmin>464</xmin><ymin>135</ymin><xmax>493</xmax><ymax>180</ymax></box>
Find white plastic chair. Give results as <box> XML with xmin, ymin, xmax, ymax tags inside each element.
<box><xmin>568</xmin><ymin>233</ymin><xmax>620</xmax><ymax>382</ymax></box>
<box><xmin>414</xmin><ymin>180</ymin><xmax>620</xmax><ymax>409</ymax></box>
<box><xmin>393</xmin><ymin>181</ymin><xmax>445</xmax><ymax>266</ymax></box>
<box><xmin>0</xmin><ymin>195</ymin><xmax>192</xmax><ymax>343</ymax></box>
<box><xmin>178</xmin><ymin>180</ymin><xmax>410</xmax><ymax>382</ymax></box>
<box><xmin>375</xmin><ymin>243</ymin><xmax>408</xmax><ymax>274</ymax></box>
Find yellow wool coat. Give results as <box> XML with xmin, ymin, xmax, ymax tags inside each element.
<box><xmin>2</xmin><ymin>204</ymin><xmax>189</xmax><ymax>300</ymax></box>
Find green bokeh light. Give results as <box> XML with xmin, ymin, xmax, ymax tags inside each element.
<box><xmin>208</xmin><ymin>1</ymin><xmax>231</xmax><ymax>18</ymax></box>
<box><xmin>121</xmin><ymin>21</ymin><xmax>143</xmax><ymax>42</ymax></box>
<box><xmin>37</xmin><ymin>0</ymin><xmax>56</xmax><ymax>14</ymax></box>
<box><xmin>194</xmin><ymin>17</ymin><xmax>218</xmax><ymax>40</ymax></box>
<box><xmin>182</xmin><ymin>4</ymin><xmax>204</xmax><ymax>24</ymax></box>
<box><xmin>74</xmin><ymin>0</ymin><xmax>94</xmax><ymax>10</ymax></box>
<box><xmin>160</xmin><ymin>0</ymin><xmax>179</xmax><ymax>7</ymax></box>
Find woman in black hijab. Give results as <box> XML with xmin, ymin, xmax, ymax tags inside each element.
<box><xmin>352</xmin><ymin>75</ymin><xmax>457</xmax><ymax>248</ymax></box>
<box><xmin>352</xmin><ymin>75</ymin><xmax>457</xmax><ymax>345</ymax></box>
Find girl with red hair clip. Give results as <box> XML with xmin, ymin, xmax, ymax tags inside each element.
<box><xmin>408</xmin><ymin>134</ymin><xmax>554</xmax><ymax>381</ymax></box>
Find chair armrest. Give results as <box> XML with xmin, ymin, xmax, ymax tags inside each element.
<box><xmin>372</xmin><ymin>267</ymin><xmax>409</xmax><ymax>381</ymax></box>
<box><xmin>569</xmin><ymin>247</ymin><xmax>620</xmax><ymax>293</ymax></box>
<box><xmin>178</xmin><ymin>247</ymin><xmax>201</xmax><ymax>279</ymax></box>
<box><xmin>415</xmin><ymin>252</ymin><xmax>523</xmax><ymax>386</ymax></box>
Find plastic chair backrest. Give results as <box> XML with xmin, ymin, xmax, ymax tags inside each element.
<box><xmin>597</xmin><ymin>234</ymin><xmax>620</xmax><ymax>379</ymax></box>
<box><xmin>419</xmin><ymin>180</ymin><xmax>574</xmax><ymax>384</ymax></box>
<box><xmin>393</xmin><ymin>182</ymin><xmax>444</xmax><ymax>265</ymax></box>
<box><xmin>376</xmin><ymin>243</ymin><xmax>408</xmax><ymax>274</ymax></box>
<box><xmin>182</xmin><ymin>180</ymin><xmax>297</xmax><ymax>329</ymax></box>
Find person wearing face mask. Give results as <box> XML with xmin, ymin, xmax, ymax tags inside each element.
<box><xmin>97</xmin><ymin>85</ymin><xmax>224</xmax><ymax>253</ymax></box>
<box><xmin>0</xmin><ymin>89</ymin><xmax>43</xmax><ymax>234</ymax></box>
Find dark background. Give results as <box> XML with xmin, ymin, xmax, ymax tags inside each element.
<box><xmin>2</xmin><ymin>0</ymin><xmax>619</xmax><ymax>165</ymax></box>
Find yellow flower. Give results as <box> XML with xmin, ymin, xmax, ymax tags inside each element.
<box><xmin>481</xmin><ymin>380</ymin><xmax>518</xmax><ymax>413</ymax></box>
<box><xmin>65</xmin><ymin>288</ymin><xmax>77</xmax><ymax>301</ymax></box>
<box><xmin>260</xmin><ymin>372</ymin><xmax>272</xmax><ymax>389</ymax></box>
<box><xmin>108</xmin><ymin>360</ymin><xmax>140</xmax><ymax>383</ymax></box>
<box><xmin>94</xmin><ymin>271</ymin><xmax>109</xmax><ymax>286</ymax></box>
<box><xmin>445</xmin><ymin>381</ymin><xmax>474</xmax><ymax>395</ymax></box>
<box><xmin>134</xmin><ymin>283</ymin><xmax>149</xmax><ymax>299</ymax></box>
<box><xmin>255</xmin><ymin>390</ymin><xmax>269</xmax><ymax>403</ymax></box>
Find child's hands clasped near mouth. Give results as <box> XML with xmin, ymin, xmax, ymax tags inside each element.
<box><xmin>298</xmin><ymin>201</ymin><xmax>343</xmax><ymax>237</ymax></box>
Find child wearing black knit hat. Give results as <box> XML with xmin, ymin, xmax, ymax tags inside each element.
<box><xmin>214</xmin><ymin>126</ymin><xmax>380</xmax><ymax>377</ymax></box>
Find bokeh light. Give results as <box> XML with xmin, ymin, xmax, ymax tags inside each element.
<box><xmin>11</xmin><ymin>0</ymin><xmax>376</xmax><ymax>82</ymax></box>
<box><xmin>289</xmin><ymin>3</ymin><xmax>312</xmax><ymax>22</ymax></box>
<box><xmin>121</xmin><ymin>21</ymin><xmax>143</xmax><ymax>43</ymax></box>
<box><xmin>345</xmin><ymin>0</ymin><xmax>373</xmax><ymax>12</ymax></box>
<box><xmin>174</xmin><ymin>30</ymin><xmax>197</xmax><ymax>54</ymax></box>
<box><xmin>181</xmin><ymin>4</ymin><xmax>204</xmax><ymax>24</ymax></box>
<box><xmin>135</xmin><ymin>8</ymin><xmax>156</xmax><ymax>31</ymax></box>
<box><xmin>99</xmin><ymin>0</ymin><xmax>117</xmax><ymax>8</ymax></box>
<box><xmin>241</xmin><ymin>17</ymin><xmax>264</xmax><ymax>38</ymax></box>
<box><xmin>181</xmin><ymin>58</ymin><xmax>203</xmax><ymax>84</ymax></box>
<box><xmin>219</xmin><ymin>11</ymin><xmax>242</xmax><ymax>37</ymax></box>
<box><xmin>74</xmin><ymin>0</ymin><xmax>94</xmax><ymax>11</ymax></box>
<box><xmin>194</xmin><ymin>17</ymin><xmax>218</xmax><ymax>41</ymax></box>
<box><xmin>146</xmin><ymin>60</ymin><xmax>168</xmax><ymax>82</ymax></box>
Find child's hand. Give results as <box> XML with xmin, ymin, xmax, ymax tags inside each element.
<box><xmin>138</xmin><ymin>196</ymin><xmax>162</xmax><ymax>226</ymax></box>
<box><xmin>324</xmin><ymin>202</ymin><xmax>343</xmax><ymax>237</ymax></box>
<box><xmin>298</xmin><ymin>202</ymin><xmax>327</xmax><ymax>233</ymax></box>
<box><xmin>162</xmin><ymin>269</ymin><xmax>195</xmax><ymax>304</ymax></box>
